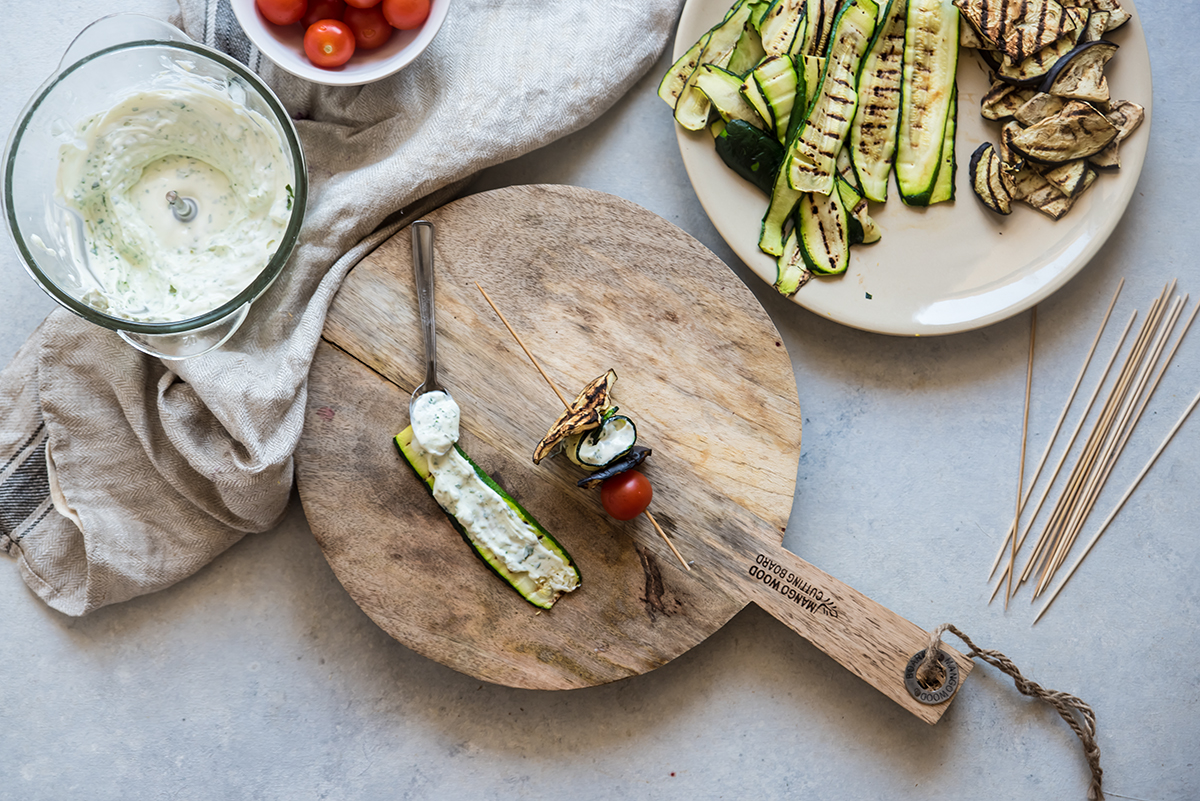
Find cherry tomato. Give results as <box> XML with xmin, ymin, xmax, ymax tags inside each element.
<box><xmin>304</xmin><ymin>20</ymin><xmax>356</xmax><ymax>68</ymax></box>
<box><xmin>345</xmin><ymin>0</ymin><xmax>382</xmax><ymax>7</ymax></box>
<box><xmin>301</xmin><ymin>0</ymin><xmax>346</xmax><ymax>27</ymax></box>
<box><xmin>344</xmin><ymin>5</ymin><xmax>393</xmax><ymax>49</ymax></box>
<box><xmin>257</xmin><ymin>0</ymin><xmax>308</xmax><ymax>26</ymax></box>
<box><xmin>599</xmin><ymin>470</ymin><xmax>653</xmax><ymax>521</ymax></box>
<box><xmin>382</xmin><ymin>0</ymin><xmax>430</xmax><ymax>30</ymax></box>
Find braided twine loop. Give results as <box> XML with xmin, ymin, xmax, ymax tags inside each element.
<box><xmin>917</xmin><ymin>624</ymin><xmax>1103</xmax><ymax>801</ymax></box>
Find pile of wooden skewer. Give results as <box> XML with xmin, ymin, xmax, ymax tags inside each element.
<box><xmin>990</xmin><ymin>278</ymin><xmax>1200</xmax><ymax>623</ymax></box>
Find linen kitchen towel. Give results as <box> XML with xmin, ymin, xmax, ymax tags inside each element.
<box><xmin>0</xmin><ymin>0</ymin><xmax>683</xmax><ymax>615</ymax></box>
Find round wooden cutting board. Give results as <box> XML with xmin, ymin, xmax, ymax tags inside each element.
<box><xmin>297</xmin><ymin>184</ymin><xmax>799</xmax><ymax>686</ymax></box>
<box><xmin>296</xmin><ymin>185</ymin><xmax>968</xmax><ymax>722</ymax></box>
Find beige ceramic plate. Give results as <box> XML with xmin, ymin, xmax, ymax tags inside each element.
<box><xmin>673</xmin><ymin>0</ymin><xmax>1152</xmax><ymax>336</ymax></box>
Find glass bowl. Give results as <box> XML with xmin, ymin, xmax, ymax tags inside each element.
<box><xmin>2</xmin><ymin>14</ymin><xmax>307</xmax><ymax>359</ymax></box>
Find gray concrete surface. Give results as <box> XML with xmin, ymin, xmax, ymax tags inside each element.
<box><xmin>3</xmin><ymin>2</ymin><xmax>1196</xmax><ymax>799</ymax></box>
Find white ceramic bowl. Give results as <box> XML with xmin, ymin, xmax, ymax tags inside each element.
<box><xmin>230</xmin><ymin>0</ymin><xmax>451</xmax><ymax>86</ymax></box>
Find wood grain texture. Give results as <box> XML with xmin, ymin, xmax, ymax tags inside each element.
<box><xmin>296</xmin><ymin>185</ymin><xmax>967</xmax><ymax>721</ymax></box>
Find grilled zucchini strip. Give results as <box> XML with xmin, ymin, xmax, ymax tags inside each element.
<box><xmin>849</xmin><ymin>0</ymin><xmax>907</xmax><ymax>202</ymax></box>
<box><xmin>895</xmin><ymin>0</ymin><xmax>959</xmax><ymax>205</ymax></box>
<box><xmin>785</xmin><ymin>0</ymin><xmax>880</xmax><ymax>195</ymax></box>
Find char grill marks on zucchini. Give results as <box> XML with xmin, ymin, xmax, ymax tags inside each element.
<box><xmin>664</xmin><ymin>1</ymin><xmax>757</xmax><ymax>130</ymax></box>
<box><xmin>664</xmin><ymin>0</ymin><xmax>963</xmax><ymax>297</ymax></box>
<box><xmin>895</xmin><ymin>0</ymin><xmax>959</xmax><ymax>206</ymax></box>
<box><xmin>849</xmin><ymin>0</ymin><xmax>907</xmax><ymax>203</ymax></box>
<box><xmin>785</xmin><ymin>0</ymin><xmax>880</xmax><ymax>196</ymax></box>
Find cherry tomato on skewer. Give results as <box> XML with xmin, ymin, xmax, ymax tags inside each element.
<box><xmin>600</xmin><ymin>470</ymin><xmax>653</xmax><ymax>521</ymax></box>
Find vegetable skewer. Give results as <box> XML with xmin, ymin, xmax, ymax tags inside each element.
<box><xmin>475</xmin><ymin>283</ymin><xmax>692</xmax><ymax>572</ymax></box>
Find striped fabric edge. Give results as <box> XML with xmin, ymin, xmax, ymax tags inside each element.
<box><xmin>0</xmin><ymin>422</ymin><xmax>53</xmax><ymax>554</ymax></box>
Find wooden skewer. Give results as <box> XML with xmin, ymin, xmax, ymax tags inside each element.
<box><xmin>987</xmin><ymin>280</ymin><xmax>1123</xmax><ymax>581</ymax></box>
<box><xmin>1036</xmin><ymin>295</ymin><xmax>1193</xmax><ymax>597</ymax></box>
<box><xmin>1034</xmin><ymin>295</ymin><xmax>1185</xmax><ymax>596</ymax></box>
<box><xmin>645</xmin><ymin>510</ymin><xmax>690</xmax><ymax>570</ymax></box>
<box><xmin>1029</xmin><ymin>284</ymin><xmax>1177</xmax><ymax>595</ymax></box>
<box><xmin>476</xmin><ymin>284</ymin><xmax>570</xmax><ymax>409</ymax></box>
<box><xmin>1005</xmin><ymin>307</ymin><xmax>1037</xmax><ymax>609</ymax></box>
<box><xmin>1034</xmin><ymin>384</ymin><xmax>1200</xmax><ymax>624</ymax></box>
<box><xmin>987</xmin><ymin>309</ymin><xmax>1136</xmax><ymax>604</ymax></box>
<box><xmin>1018</xmin><ymin>282</ymin><xmax>1171</xmax><ymax>591</ymax></box>
<box><xmin>476</xmin><ymin>282</ymin><xmax>692</xmax><ymax>572</ymax></box>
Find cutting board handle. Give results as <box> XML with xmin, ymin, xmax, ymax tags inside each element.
<box><xmin>735</xmin><ymin>540</ymin><xmax>972</xmax><ymax>724</ymax></box>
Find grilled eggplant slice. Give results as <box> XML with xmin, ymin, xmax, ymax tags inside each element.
<box><xmin>1041</xmin><ymin>40</ymin><xmax>1117</xmax><ymax>103</ymax></box>
<box><xmin>1007</xmin><ymin>99</ymin><xmax>1117</xmax><ymax>162</ymax></box>
<box><xmin>533</xmin><ymin>369</ymin><xmax>618</xmax><ymax>463</ymax></box>
<box><xmin>1022</xmin><ymin>166</ymin><xmax>1097</xmax><ymax>217</ymax></box>
<box><xmin>1061</xmin><ymin>0</ymin><xmax>1129</xmax><ymax>30</ymax></box>
<box><xmin>1007</xmin><ymin>164</ymin><xmax>1047</xmax><ymax>201</ymax></box>
<box><xmin>954</xmin><ymin>0</ymin><xmax>1077</xmax><ymax>62</ymax></box>
<box><xmin>577</xmin><ymin>446</ymin><xmax>652</xmax><ymax>489</ymax></box>
<box><xmin>1042</xmin><ymin>159</ymin><xmax>1092</xmax><ymax>196</ymax></box>
<box><xmin>1079</xmin><ymin>9</ymin><xmax>1109</xmax><ymax>42</ymax></box>
<box><xmin>1105</xmin><ymin>99</ymin><xmax>1145</xmax><ymax>140</ymax></box>
<box><xmin>896</xmin><ymin>0</ymin><xmax>959</xmax><ymax>206</ymax></box>
<box><xmin>969</xmin><ymin>142</ymin><xmax>1014</xmax><ymax>214</ymax></box>
<box><xmin>995</xmin><ymin>27</ymin><xmax>1082</xmax><ymax>85</ymax></box>
<box><xmin>981</xmin><ymin>81</ymin><xmax>1038</xmax><ymax>120</ymax></box>
<box><xmin>998</xmin><ymin>119</ymin><xmax>1027</xmax><ymax>169</ymax></box>
<box><xmin>849</xmin><ymin>0</ymin><xmax>907</xmax><ymax>202</ymax></box>
<box><xmin>1013</xmin><ymin>92</ymin><xmax>1067</xmax><ymax>126</ymax></box>
<box><xmin>959</xmin><ymin>19</ymin><xmax>996</xmax><ymax>49</ymax></box>
<box><xmin>1087</xmin><ymin>98</ymin><xmax>1143</xmax><ymax>169</ymax></box>
<box><xmin>786</xmin><ymin>0</ymin><xmax>880</xmax><ymax>195</ymax></box>
<box><xmin>715</xmin><ymin>119</ymin><xmax>786</xmax><ymax>193</ymax></box>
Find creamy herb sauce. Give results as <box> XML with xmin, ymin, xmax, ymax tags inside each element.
<box><xmin>410</xmin><ymin>392</ymin><xmax>579</xmax><ymax>596</ymax></box>
<box><xmin>567</xmin><ymin>415</ymin><xmax>636</xmax><ymax>469</ymax></box>
<box><xmin>55</xmin><ymin>66</ymin><xmax>292</xmax><ymax>322</ymax></box>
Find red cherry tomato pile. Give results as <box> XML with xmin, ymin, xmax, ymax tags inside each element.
<box><xmin>256</xmin><ymin>0</ymin><xmax>431</xmax><ymax>69</ymax></box>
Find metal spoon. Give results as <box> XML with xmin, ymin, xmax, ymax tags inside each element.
<box><xmin>409</xmin><ymin>220</ymin><xmax>445</xmax><ymax>416</ymax></box>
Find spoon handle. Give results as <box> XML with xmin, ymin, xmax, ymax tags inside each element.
<box><xmin>411</xmin><ymin>220</ymin><xmax>438</xmax><ymax>390</ymax></box>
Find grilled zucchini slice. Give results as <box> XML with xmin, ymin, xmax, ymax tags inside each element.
<box><xmin>395</xmin><ymin>427</ymin><xmax>581</xmax><ymax>610</ymax></box>
<box><xmin>896</xmin><ymin>0</ymin><xmax>959</xmax><ymax>206</ymax></box>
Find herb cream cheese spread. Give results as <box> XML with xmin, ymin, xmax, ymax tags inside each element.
<box><xmin>55</xmin><ymin>66</ymin><xmax>293</xmax><ymax>322</ymax></box>
<box><xmin>410</xmin><ymin>391</ymin><xmax>580</xmax><ymax>596</ymax></box>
